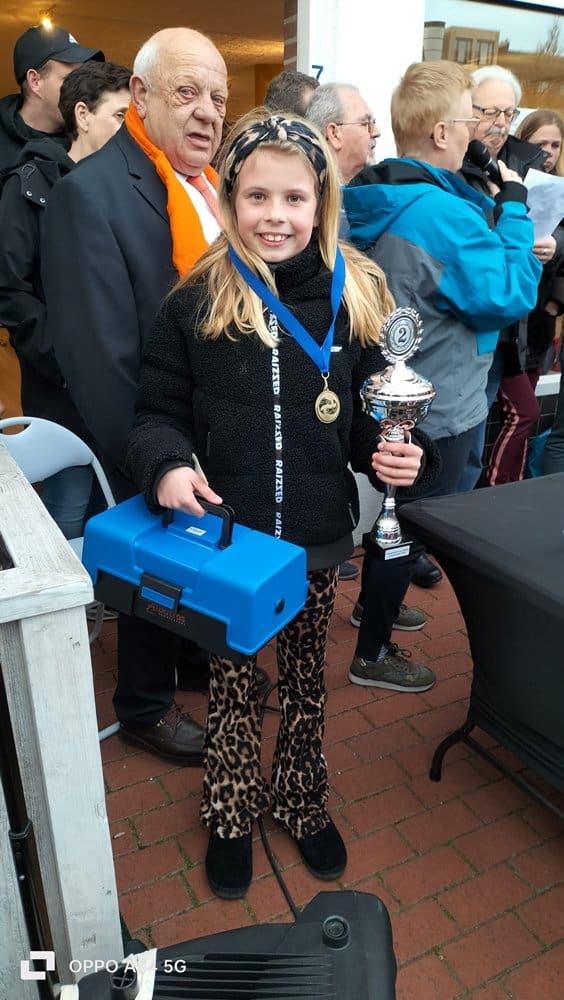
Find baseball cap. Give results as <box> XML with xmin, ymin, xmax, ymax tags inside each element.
<box><xmin>14</xmin><ymin>24</ymin><xmax>104</xmax><ymax>84</ymax></box>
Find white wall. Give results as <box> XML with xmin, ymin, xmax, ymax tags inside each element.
<box><xmin>297</xmin><ymin>0</ymin><xmax>426</xmax><ymax>159</ymax></box>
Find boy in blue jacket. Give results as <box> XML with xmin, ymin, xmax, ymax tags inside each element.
<box><xmin>343</xmin><ymin>59</ymin><xmax>541</xmax><ymax>690</ymax></box>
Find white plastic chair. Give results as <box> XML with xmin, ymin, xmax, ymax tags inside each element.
<box><xmin>0</xmin><ymin>416</ymin><xmax>119</xmax><ymax>740</ymax></box>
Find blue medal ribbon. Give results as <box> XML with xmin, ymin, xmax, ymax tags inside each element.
<box><xmin>228</xmin><ymin>245</ymin><xmax>346</xmax><ymax>377</ymax></box>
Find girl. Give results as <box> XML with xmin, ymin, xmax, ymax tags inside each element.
<box><xmin>487</xmin><ymin>109</ymin><xmax>564</xmax><ymax>485</ymax></box>
<box><xmin>126</xmin><ymin>110</ymin><xmax>435</xmax><ymax>900</ymax></box>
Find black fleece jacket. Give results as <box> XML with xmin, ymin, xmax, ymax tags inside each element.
<box><xmin>127</xmin><ymin>241</ymin><xmax>441</xmax><ymax>569</ymax></box>
<box><xmin>0</xmin><ymin>136</ymin><xmax>89</xmax><ymax>438</ymax></box>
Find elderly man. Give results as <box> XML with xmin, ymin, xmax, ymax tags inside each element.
<box><xmin>342</xmin><ymin>59</ymin><xmax>540</xmax><ymax>691</ymax></box>
<box><xmin>0</xmin><ymin>23</ymin><xmax>103</xmax><ymax>175</ymax></box>
<box><xmin>306</xmin><ymin>82</ymin><xmax>380</xmax><ymax>184</ymax></box>
<box><xmin>42</xmin><ymin>28</ymin><xmax>268</xmax><ymax>763</ymax></box>
<box><xmin>460</xmin><ymin>65</ymin><xmax>551</xmax><ymax>490</ymax></box>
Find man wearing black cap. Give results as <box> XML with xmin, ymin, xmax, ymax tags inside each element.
<box><xmin>0</xmin><ymin>23</ymin><xmax>103</xmax><ymax>175</ymax></box>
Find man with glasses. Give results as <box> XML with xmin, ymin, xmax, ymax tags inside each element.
<box><xmin>458</xmin><ymin>65</ymin><xmax>548</xmax><ymax>491</ymax></box>
<box><xmin>469</xmin><ymin>65</ymin><xmax>544</xmax><ymax>177</ymax></box>
<box><xmin>306</xmin><ymin>83</ymin><xmax>380</xmax><ymax>184</ymax></box>
<box><xmin>340</xmin><ymin>60</ymin><xmax>540</xmax><ymax>693</ymax></box>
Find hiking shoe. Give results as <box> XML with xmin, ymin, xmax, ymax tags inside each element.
<box><xmin>348</xmin><ymin>644</ymin><xmax>435</xmax><ymax>692</ymax></box>
<box><xmin>350</xmin><ymin>601</ymin><xmax>427</xmax><ymax>631</ymax></box>
<box><xmin>338</xmin><ymin>560</ymin><xmax>360</xmax><ymax>581</ymax></box>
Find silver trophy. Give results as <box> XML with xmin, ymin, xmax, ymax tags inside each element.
<box><xmin>361</xmin><ymin>307</ymin><xmax>435</xmax><ymax>551</ymax></box>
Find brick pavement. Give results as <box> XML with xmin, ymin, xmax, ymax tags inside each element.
<box><xmin>93</xmin><ymin>556</ymin><xmax>564</xmax><ymax>999</ymax></box>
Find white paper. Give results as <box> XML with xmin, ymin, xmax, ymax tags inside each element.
<box><xmin>523</xmin><ymin>168</ymin><xmax>564</xmax><ymax>240</ymax></box>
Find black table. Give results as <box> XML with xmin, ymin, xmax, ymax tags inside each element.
<box><xmin>401</xmin><ymin>474</ymin><xmax>564</xmax><ymax>819</ymax></box>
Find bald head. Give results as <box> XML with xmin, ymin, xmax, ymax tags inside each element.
<box><xmin>130</xmin><ymin>27</ymin><xmax>228</xmax><ymax>175</ymax></box>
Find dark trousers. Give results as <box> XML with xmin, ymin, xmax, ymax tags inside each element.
<box><xmin>356</xmin><ymin>425</ymin><xmax>478</xmax><ymax>660</ymax></box>
<box><xmin>113</xmin><ymin>614</ymin><xmax>209</xmax><ymax>726</ymax></box>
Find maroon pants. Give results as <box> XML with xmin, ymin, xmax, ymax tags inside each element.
<box><xmin>487</xmin><ymin>370</ymin><xmax>540</xmax><ymax>486</ymax></box>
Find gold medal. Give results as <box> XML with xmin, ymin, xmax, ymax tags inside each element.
<box><xmin>315</xmin><ymin>374</ymin><xmax>341</xmax><ymax>424</ymax></box>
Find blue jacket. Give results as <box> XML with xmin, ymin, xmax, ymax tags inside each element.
<box><xmin>343</xmin><ymin>159</ymin><xmax>541</xmax><ymax>439</ymax></box>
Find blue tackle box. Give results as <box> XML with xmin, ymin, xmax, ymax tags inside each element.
<box><xmin>82</xmin><ymin>496</ymin><xmax>308</xmax><ymax>659</ymax></box>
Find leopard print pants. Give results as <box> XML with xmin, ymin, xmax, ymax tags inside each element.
<box><xmin>200</xmin><ymin>566</ymin><xmax>338</xmax><ymax>839</ymax></box>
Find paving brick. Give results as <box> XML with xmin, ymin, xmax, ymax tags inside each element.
<box><xmin>109</xmin><ymin>820</ymin><xmax>138</xmax><ymax>857</ymax></box>
<box><xmin>422</xmin><ymin>673</ymin><xmax>472</xmax><ymax>708</ymax></box>
<box><xmin>395</xmin><ymin>953</ymin><xmax>463</xmax><ymax>1000</ymax></box>
<box><xmin>158</xmin><ymin>766</ymin><xmax>207</xmax><ymax>801</ymax></box>
<box><xmin>343</xmin><ymin>827</ymin><xmax>413</xmax><ymax>885</ymax></box>
<box><xmin>325</xmin><ymin>740</ymin><xmax>359</xmax><ymax>774</ymax></box>
<box><xmin>342</xmin><ymin>785</ymin><xmax>423</xmax><ymax>836</ymax></box>
<box><xmin>133</xmin><ymin>797</ymin><xmax>201</xmax><ymax>845</ymax></box>
<box><xmin>104</xmin><ymin>753</ymin><xmax>177</xmax><ymax>790</ymax></box>
<box><xmin>408</xmin><ymin>758</ymin><xmax>488</xmax><ymax>808</ymax></box>
<box><xmin>245</xmin><ymin>872</ymin><xmax>294</xmax><ymax>922</ymax></box>
<box><xmin>406</xmin><ymin>702</ymin><xmax>471</xmax><ymax>741</ymax></box>
<box><xmin>326</xmin><ymin>680</ymin><xmax>375</xmax><ymax>715</ymax></box>
<box><xmin>115</xmin><ymin>840</ymin><xmax>185</xmax><ymax>893</ymax></box>
<box><xmin>324</xmin><ymin>707</ymin><xmax>373</xmax><ymax>744</ymax></box>
<box><xmin>397</xmin><ymin>798</ymin><xmax>481</xmax><ymax>853</ymax></box>
<box><xmin>440</xmin><ymin>913</ymin><xmax>540</xmax><ymax>989</ymax></box>
<box><xmin>151</xmin><ymin>897</ymin><xmax>254</xmax><ymax>948</ymax></box>
<box><xmin>392</xmin><ymin>740</ymin><xmax>469</xmax><ymax>779</ymax></box>
<box><xmin>521</xmin><ymin>802</ymin><xmax>564</xmax><ymax>840</ymax></box>
<box><xmin>455</xmin><ymin>815</ymin><xmax>542</xmax><ymax>870</ymax></box>
<box><xmin>331</xmin><ymin>758</ymin><xmax>406</xmax><ymax>803</ymax></box>
<box><xmin>106</xmin><ymin>778</ymin><xmax>168</xmax><ymax>822</ymax></box>
<box><xmin>120</xmin><ymin>873</ymin><xmax>192</xmax><ymax>933</ymax></box>
<box><xmin>361</xmin><ymin>692</ymin><xmax>429</xmax><ymax>727</ymax></box>
<box><xmin>440</xmin><ymin>865</ymin><xmax>532</xmax><ymax>928</ymax></box>
<box><xmin>423</xmin><ymin>612</ymin><xmax>466</xmax><ymax>639</ymax></box>
<box><xmin>518</xmin><ymin>883</ymin><xmax>564</xmax><ymax>946</ymax></box>
<box><xmin>511</xmin><ymin>836</ymin><xmax>564</xmax><ymax>891</ymax></box>
<box><xmin>392</xmin><ymin>899</ymin><xmax>458</xmax><ymax>963</ymax></box>
<box><xmin>347</xmin><ymin>720</ymin><xmax>422</xmax><ymax>760</ymax></box>
<box><xmin>462</xmin><ymin>778</ymin><xmax>532</xmax><ymax>823</ymax></box>
<box><xmin>383</xmin><ymin>846</ymin><xmax>472</xmax><ymax>906</ymax></box>
<box><xmin>503</xmin><ymin>941</ymin><xmax>564</xmax><ymax>998</ymax></box>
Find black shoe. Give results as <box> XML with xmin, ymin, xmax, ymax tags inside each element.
<box><xmin>205</xmin><ymin>829</ymin><xmax>253</xmax><ymax>899</ymax></box>
<box><xmin>295</xmin><ymin>818</ymin><xmax>347</xmax><ymax>880</ymax></box>
<box><xmin>411</xmin><ymin>553</ymin><xmax>443</xmax><ymax>588</ymax></box>
<box><xmin>338</xmin><ymin>560</ymin><xmax>360</xmax><ymax>581</ymax></box>
<box><xmin>119</xmin><ymin>702</ymin><xmax>204</xmax><ymax>766</ymax></box>
<box><xmin>178</xmin><ymin>663</ymin><xmax>273</xmax><ymax>701</ymax></box>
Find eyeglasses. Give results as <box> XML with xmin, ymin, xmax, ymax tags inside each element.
<box><xmin>472</xmin><ymin>103</ymin><xmax>519</xmax><ymax>123</ymax></box>
<box><xmin>335</xmin><ymin>117</ymin><xmax>378</xmax><ymax>132</ymax></box>
<box><xmin>447</xmin><ymin>117</ymin><xmax>482</xmax><ymax>133</ymax></box>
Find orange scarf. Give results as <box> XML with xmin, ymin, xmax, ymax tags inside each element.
<box><xmin>125</xmin><ymin>104</ymin><xmax>220</xmax><ymax>276</ymax></box>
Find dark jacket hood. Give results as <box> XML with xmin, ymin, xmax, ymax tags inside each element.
<box><xmin>343</xmin><ymin>157</ymin><xmax>491</xmax><ymax>249</ymax></box>
<box><xmin>0</xmin><ymin>93</ymin><xmax>68</xmax><ymax>176</ymax></box>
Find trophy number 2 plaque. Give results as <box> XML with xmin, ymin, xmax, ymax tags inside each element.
<box><xmin>360</xmin><ymin>307</ymin><xmax>435</xmax><ymax>559</ymax></box>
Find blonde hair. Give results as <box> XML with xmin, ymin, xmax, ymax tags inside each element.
<box><xmin>177</xmin><ymin>108</ymin><xmax>394</xmax><ymax>347</ymax></box>
<box><xmin>516</xmin><ymin>108</ymin><xmax>564</xmax><ymax>177</ymax></box>
<box><xmin>392</xmin><ymin>60</ymin><xmax>473</xmax><ymax>156</ymax></box>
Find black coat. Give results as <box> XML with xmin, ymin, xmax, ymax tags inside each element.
<box><xmin>127</xmin><ymin>242</ymin><xmax>441</xmax><ymax>569</ymax></box>
<box><xmin>0</xmin><ymin>94</ymin><xmax>68</xmax><ymax>176</ymax></box>
<box><xmin>41</xmin><ymin>124</ymin><xmax>178</xmax><ymax>497</ymax></box>
<box><xmin>462</xmin><ymin>134</ymin><xmax>555</xmax><ymax>374</ymax></box>
<box><xmin>0</xmin><ymin>137</ymin><xmax>89</xmax><ymax>437</ymax></box>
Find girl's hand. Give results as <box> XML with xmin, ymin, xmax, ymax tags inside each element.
<box><xmin>156</xmin><ymin>466</ymin><xmax>223</xmax><ymax>516</ymax></box>
<box><xmin>533</xmin><ymin>235</ymin><xmax>557</xmax><ymax>264</ymax></box>
<box><xmin>372</xmin><ymin>438</ymin><xmax>423</xmax><ymax>486</ymax></box>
